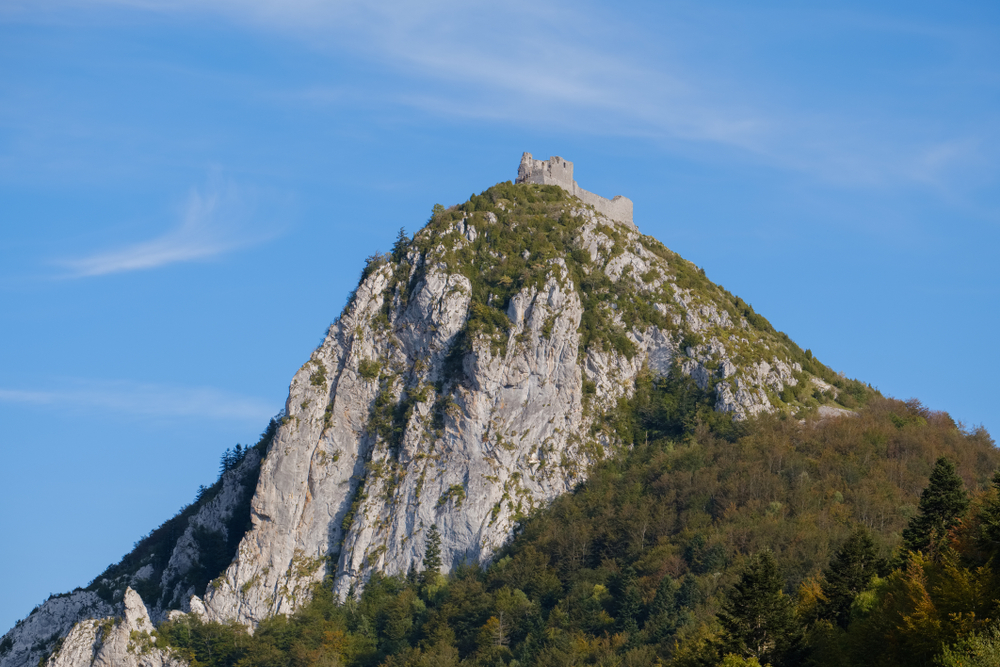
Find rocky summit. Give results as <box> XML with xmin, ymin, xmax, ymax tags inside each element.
<box><xmin>1</xmin><ymin>154</ymin><xmax>858</xmax><ymax>667</ymax></box>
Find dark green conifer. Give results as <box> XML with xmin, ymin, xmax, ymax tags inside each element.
<box><xmin>646</xmin><ymin>574</ymin><xmax>683</xmax><ymax>643</ymax></box>
<box><xmin>718</xmin><ymin>551</ymin><xmax>801</xmax><ymax>667</ymax></box>
<box><xmin>391</xmin><ymin>227</ymin><xmax>409</xmax><ymax>262</ymax></box>
<box><xmin>649</xmin><ymin>574</ymin><xmax>678</xmax><ymax>620</ymax></box>
<box><xmin>421</xmin><ymin>524</ymin><xmax>443</xmax><ymax>587</ymax></box>
<box><xmin>817</xmin><ymin>527</ymin><xmax>883</xmax><ymax>628</ymax></box>
<box><xmin>901</xmin><ymin>457</ymin><xmax>969</xmax><ymax>554</ymax></box>
<box><xmin>976</xmin><ymin>471</ymin><xmax>1000</xmax><ymax>559</ymax></box>
<box><xmin>614</xmin><ymin>566</ymin><xmax>642</xmax><ymax>639</ymax></box>
<box><xmin>676</xmin><ymin>573</ymin><xmax>701</xmax><ymax>610</ymax></box>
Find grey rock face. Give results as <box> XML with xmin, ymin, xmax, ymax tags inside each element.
<box><xmin>199</xmin><ymin>258</ymin><xmax>603</xmax><ymax>623</ymax></box>
<box><xmin>44</xmin><ymin>589</ymin><xmax>182</xmax><ymax>667</ymax></box>
<box><xmin>817</xmin><ymin>405</ymin><xmax>856</xmax><ymax>420</ymax></box>
<box><xmin>6</xmin><ymin>589</ymin><xmax>185</xmax><ymax>667</ymax></box>
<box><xmin>0</xmin><ymin>592</ymin><xmax>113</xmax><ymax>667</ymax></box>
<box><xmin>154</xmin><ymin>448</ymin><xmax>264</xmax><ymax>612</ymax></box>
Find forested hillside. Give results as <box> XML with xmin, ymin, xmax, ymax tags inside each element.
<box><xmin>149</xmin><ymin>373</ymin><xmax>999</xmax><ymax>666</ymax></box>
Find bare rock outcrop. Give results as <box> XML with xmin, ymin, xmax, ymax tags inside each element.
<box><xmin>0</xmin><ymin>593</ymin><xmax>113</xmax><ymax>667</ymax></box>
<box><xmin>35</xmin><ymin>589</ymin><xmax>182</xmax><ymax>667</ymax></box>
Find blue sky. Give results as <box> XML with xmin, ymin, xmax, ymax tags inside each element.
<box><xmin>1</xmin><ymin>0</ymin><xmax>998</xmax><ymax>631</ymax></box>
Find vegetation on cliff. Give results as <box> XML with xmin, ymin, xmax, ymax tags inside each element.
<box><xmin>356</xmin><ymin>182</ymin><xmax>869</xmax><ymax>416</ymax></box>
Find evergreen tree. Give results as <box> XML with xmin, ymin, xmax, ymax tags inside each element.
<box><xmin>817</xmin><ymin>527</ymin><xmax>883</xmax><ymax>628</ymax></box>
<box><xmin>676</xmin><ymin>573</ymin><xmax>702</xmax><ymax>610</ymax></box>
<box><xmin>902</xmin><ymin>457</ymin><xmax>969</xmax><ymax>554</ymax></box>
<box><xmin>976</xmin><ymin>471</ymin><xmax>1000</xmax><ymax>558</ymax></box>
<box><xmin>391</xmin><ymin>227</ymin><xmax>410</xmax><ymax>262</ymax></box>
<box><xmin>649</xmin><ymin>574</ymin><xmax>678</xmax><ymax>620</ymax></box>
<box><xmin>613</xmin><ymin>566</ymin><xmax>642</xmax><ymax>639</ymax></box>
<box><xmin>421</xmin><ymin>524</ymin><xmax>442</xmax><ymax>587</ymax></box>
<box><xmin>718</xmin><ymin>551</ymin><xmax>801</xmax><ymax>667</ymax></box>
<box><xmin>685</xmin><ymin>534</ymin><xmax>727</xmax><ymax>574</ymax></box>
<box><xmin>219</xmin><ymin>447</ymin><xmax>236</xmax><ymax>475</ymax></box>
<box><xmin>646</xmin><ymin>574</ymin><xmax>684</xmax><ymax>643</ymax></box>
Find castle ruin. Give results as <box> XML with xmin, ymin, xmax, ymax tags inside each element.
<box><xmin>515</xmin><ymin>152</ymin><xmax>635</xmax><ymax>229</ymax></box>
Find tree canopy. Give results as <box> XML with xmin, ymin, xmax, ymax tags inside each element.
<box><xmin>150</xmin><ymin>385</ymin><xmax>1000</xmax><ymax>667</ymax></box>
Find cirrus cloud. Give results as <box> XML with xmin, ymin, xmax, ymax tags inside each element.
<box><xmin>0</xmin><ymin>378</ymin><xmax>275</xmax><ymax>422</ymax></box>
<box><xmin>54</xmin><ymin>179</ymin><xmax>279</xmax><ymax>278</ymax></box>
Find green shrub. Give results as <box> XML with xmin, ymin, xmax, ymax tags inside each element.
<box><xmin>681</xmin><ymin>331</ymin><xmax>703</xmax><ymax>352</ymax></box>
<box><xmin>438</xmin><ymin>484</ymin><xmax>467</xmax><ymax>508</ymax></box>
<box><xmin>310</xmin><ymin>361</ymin><xmax>328</xmax><ymax>387</ymax></box>
<box><xmin>541</xmin><ymin>314</ymin><xmax>556</xmax><ymax>340</ymax></box>
<box><xmin>358</xmin><ymin>359</ymin><xmax>381</xmax><ymax>380</ymax></box>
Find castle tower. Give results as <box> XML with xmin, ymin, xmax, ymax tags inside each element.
<box><xmin>515</xmin><ymin>152</ymin><xmax>634</xmax><ymax>229</ymax></box>
<box><xmin>517</xmin><ymin>153</ymin><xmax>574</xmax><ymax>190</ymax></box>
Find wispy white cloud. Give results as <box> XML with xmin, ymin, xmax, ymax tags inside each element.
<box><xmin>194</xmin><ymin>3</ymin><xmax>995</xmax><ymax>187</ymax></box>
<box><xmin>28</xmin><ymin>0</ymin><xmax>772</xmax><ymax>146</ymax></box>
<box><xmin>0</xmin><ymin>379</ymin><xmax>275</xmax><ymax>422</ymax></box>
<box><xmin>14</xmin><ymin>0</ymin><xmax>998</xmax><ymax>191</ymax></box>
<box><xmin>55</xmin><ymin>179</ymin><xmax>276</xmax><ymax>277</ymax></box>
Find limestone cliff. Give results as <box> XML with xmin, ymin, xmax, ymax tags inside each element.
<box><xmin>44</xmin><ymin>589</ymin><xmax>181</xmax><ymax>667</ymax></box>
<box><xmin>2</xmin><ymin>159</ymin><xmax>853</xmax><ymax>667</ymax></box>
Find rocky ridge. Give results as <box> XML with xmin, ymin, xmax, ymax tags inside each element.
<box><xmin>2</xmin><ymin>170</ymin><xmax>865</xmax><ymax>667</ymax></box>
<box><xmin>45</xmin><ymin>589</ymin><xmax>180</xmax><ymax>667</ymax></box>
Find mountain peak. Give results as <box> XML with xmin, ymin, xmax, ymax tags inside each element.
<box><xmin>2</xmin><ymin>167</ymin><xmax>873</xmax><ymax>667</ymax></box>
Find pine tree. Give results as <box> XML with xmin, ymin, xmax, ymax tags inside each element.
<box><xmin>902</xmin><ymin>457</ymin><xmax>969</xmax><ymax>554</ymax></box>
<box><xmin>818</xmin><ymin>527</ymin><xmax>883</xmax><ymax>628</ymax></box>
<box><xmin>613</xmin><ymin>566</ymin><xmax>642</xmax><ymax>639</ymax></box>
<box><xmin>420</xmin><ymin>524</ymin><xmax>442</xmax><ymax>587</ymax></box>
<box><xmin>646</xmin><ymin>574</ymin><xmax>683</xmax><ymax>643</ymax></box>
<box><xmin>718</xmin><ymin>551</ymin><xmax>801</xmax><ymax>667</ymax></box>
<box><xmin>391</xmin><ymin>227</ymin><xmax>409</xmax><ymax>262</ymax></box>
<box><xmin>649</xmin><ymin>574</ymin><xmax>678</xmax><ymax>620</ymax></box>
<box><xmin>676</xmin><ymin>573</ymin><xmax>702</xmax><ymax>610</ymax></box>
<box><xmin>976</xmin><ymin>471</ymin><xmax>1000</xmax><ymax>559</ymax></box>
<box><xmin>219</xmin><ymin>447</ymin><xmax>233</xmax><ymax>475</ymax></box>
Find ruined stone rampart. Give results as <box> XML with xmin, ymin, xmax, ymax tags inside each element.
<box><xmin>515</xmin><ymin>152</ymin><xmax>635</xmax><ymax>229</ymax></box>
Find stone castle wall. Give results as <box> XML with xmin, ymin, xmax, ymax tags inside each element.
<box><xmin>516</xmin><ymin>152</ymin><xmax>635</xmax><ymax>229</ymax></box>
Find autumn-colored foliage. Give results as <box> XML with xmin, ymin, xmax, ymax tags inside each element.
<box><xmin>154</xmin><ymin>378</ymin><xmax>999</xmax><ymax>666</ymax></box>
